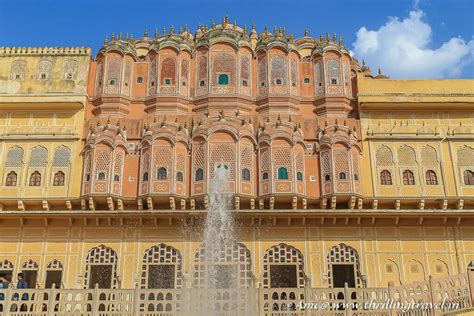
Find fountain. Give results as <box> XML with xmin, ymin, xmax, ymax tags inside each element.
<box><xmin>187</xmin><ymin>164</ymin><xmax>256</xmax><ymax>315</ymax></box>
<box><xmin>202</xmin><ymin>164</ymin><xmax>236</xmax><ymax>290</ymax></box>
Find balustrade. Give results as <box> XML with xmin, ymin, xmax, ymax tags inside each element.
<box><xmin>0</xmin><ymin>271</ymin><xmax>472</xmax><ymax>316</ymax></box>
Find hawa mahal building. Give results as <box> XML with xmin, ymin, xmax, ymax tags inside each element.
<box><xmin>0</xmin><ymin>18</ymin><xmax>473</xmax><ymax>314</ymax></box>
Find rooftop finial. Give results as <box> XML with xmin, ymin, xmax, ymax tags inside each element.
<box><xmin>212</xmin><ymin>20</ymin><xmax>216</xmax><ymax>29</ymax></box>
<box><xmin>362</xmin><ymin>59</ymin><xmax>366</xmax><ymax>66</ymax></box>
<box><xmin>378</xmin><ymin>68</ymin><xmax>382</xmax><ymax>75</ymax></box>
<box><xmin>185</xmin><ymin>24</ymin><xmax>189</xmax><ymax>33</ymax></box>
<box><xmin>264</xmin><ymin>25</ymin><xmax>268</xmax><ymax>33</ymax></box>
<box><xmin>252</xmin><ymin>23</ymin><xmax>255</xmax><ymax>30</ymax></box>
<box><xmin>233</xmin><ymin>20</ymin><xmax>237</xmax><ymax>28</ymax></box>
<box><xmin>243</xmin><ymin>24</ymin><xmax>247</xmax><ymax>35</ymax></box>
<box><xmin>274</xmin><ymin>25</ymin><xmax>277</xmax><ymax>35</ymax></box>
<box><xmin>304</xmin><ymin>28</ymin><xmax>309</xmax><ymax>36</ymax></box>
<box><xmin>119</xmin><ymin>32</ymin><xmax>123</xmax><ymax>41</ymax></box>
<box><xmin>144</xmin><ymin>29</ymin><xmax>148</xmax><ymax>37</ymax></box>
<box><xmin>170</xmin><ymin>26</ymin><xmax>174</xmax><ymax>35</ymax></box>
<box><xmin>125</xmin><ymin>33</ymin><xmax>129</xmax><ymax>41</ymax></box>
<box><xmin>326</xmin><ymin>33</ymin><xmax>330</xmax><ymax>43</ymax></box>
<box><xmin>339</xmin><ymin>35</ymin><xmax>343</xmax><ymax>45</ymax></box>
<box><xmin>283</xmin><ymin>26</ymin><xmax>286</xmax><ymax>36</ymax></box>
<box><xmin>111</xmin><ymin>32</ymin><xmax>115</xmax><ymax>41</ymax></box>
<box><xmin>179</xmin><ymin>25</ymin><xmax>183</xmax><ymax>34</ymax></box>
<box><xmin>333</xmin><ymin>32</ymin><xmax>337</xmax><ymax>42</ymax></box>
<box><xmin>104</xmin><ymin>35</ymin><xmax>109</xmax><ymax>45</ymax></box>
<box><xmin>162</xmin><ymin>27</ymin><xmax>166</xmax><ymax>36</ymax></box>
<box><xmin>154</xmin><ymin>29</ymin><xmax>158</xmax><ymax>39</ymax></box>
<box><xmin>319</xmin><ymin>34</ymin><xmax>323</xmax><ymax>42</ymax></box>
<box><xmin>289</xmin><ymin>32</ymin><xmax>294</xmax><ymax>42</ymax></box>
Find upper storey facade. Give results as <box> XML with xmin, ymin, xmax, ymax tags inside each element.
<box><xmin>0</xmin><ymin>47</ymin><xmax>91</xmax><ymax>208</ymax></box>
<box><xmin>87</xmin><ymin>20</ymin><xmax>355</xmax><ymax>118</ymax></box>
<box><xmin>358</xmin><ymin>76</ymin><xmax>474</xmax><ymax>207</ymax></box>
<box><xmin>0</xmin><ymin>19</ymin><xmax>472</xmax><ymax>211</ymax></box>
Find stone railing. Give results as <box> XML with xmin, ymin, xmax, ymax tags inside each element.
<box><xmin>0</xmin><ymin>46</ymin><xmax>91</xmax><ymax>56</ymax></box>
<box><xmin>0</xmin><ymin>271</ymin><xmax>472</xmax><ymax>315</ymax></box>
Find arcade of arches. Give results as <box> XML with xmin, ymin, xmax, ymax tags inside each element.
<box><xmin>0</xmin><ymin>242</ymin><xmax>381</xmax><ymax>290</ymax></box>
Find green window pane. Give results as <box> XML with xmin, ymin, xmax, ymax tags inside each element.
<box><xmin>218</xmin><ymin>74</ymin><xmax>229</xmax><ymax>85</ymax></box>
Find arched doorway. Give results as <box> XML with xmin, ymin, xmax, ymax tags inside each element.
<box><xmin>0</xmin><ymin>259</ymin><xmax>13</xmax><ymax>283</ymax></box>
<box><xmin>21</xmin><ymin>259</ymin><xmax>38</xmax><ymax>288</ymax></box>
<box><xmin>262</xmin><ymin>243</ymin><xmax>306</xmax><ymax>288</ymax></box>
<box><xmin>193</xmin><ymin>241</ymin><xmax>252</xmax><ymax>289</ymax></box>
<box><xmin>45</xmin><ymin>259</ymin><xmax>63</xmax><ymax>288</ymax></box>
<box><xmin>327</xmin><ymin>243</ymin><xmax>362</xmax><ymax>288</ymax></box>
<box><xmin>84</xmin><ymin>245</ymin><xmax>119</xmax><ymax>289</ymax></box>
<box><xmin>140</xmin><ymin>244</ymin><xmax>183</xmax><ymax>289</ymax></box>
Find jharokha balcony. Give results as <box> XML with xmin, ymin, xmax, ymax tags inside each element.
<box><xmin>0</xmin><ymin>270</ymin><xmax>472</xmax><ymax>316</ymax></box>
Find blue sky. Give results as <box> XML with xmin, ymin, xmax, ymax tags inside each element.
<box><xmin>0</xmin><ymin>0</ymin><xmax>473</xmax><ymax>78</ymax></box>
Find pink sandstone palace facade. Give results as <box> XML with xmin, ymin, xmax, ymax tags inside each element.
<box><xmin>0</xmin><ymin>17</ymin><xmax>473</xmax><ymax>315</ymax></box>
<box><xmin>84</xmin><ymin>24</ymin><xmax>362</xmax><ymax>204</ymax></box>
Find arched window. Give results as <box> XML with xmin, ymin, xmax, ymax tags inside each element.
<box><xmin>157</xmin><ymin>167</ymin><xmax>167</xmax><ymax>180</ymax></box>
<box><xmin>277</xmin><ymin>167</ymin><xmax>288</xmax><ymax>180</ymax></box>
<box><xmin>29</xmin><ymin>146</ymin><xmax>48</xmax><ymax>167</ymax></box>
<box><xmin>275</xmin><ymin>78</ymin><xmax>282</xmax><ymax>85</ymax></box>
<box><xmin>425</xmin><ymin>170</ymin><xmax>438</xmax><ymax>185</ymax></box>
<box><xmin>218</xmin><ymin>74</ymin><xmax>229</xmax><ymax>85</ymax></box>
<box><xmin>97</xmin><ymin>172</ymin><xmax>106</xmax><ymax>180</ymax></box>
<box><xmin>63</xmin><ymin>59</ymin><xmax>78</xmax><ymax>80</ymax></box>
<box><xmin>10</xmin><ymin>60</ymin><xmax>27</xmax><ymax>80</ymax></box>
<box><xmin>53</xmin><ymin>171</ymin><xmax>65</xmax><ymax>186</ymax></box>
<box><xmin>53</xmin><ymin>146</ymin><xmax>71</xmax><ymax>167</ymax></box>
<box><xmin>296</xmin><ymin>172</ymin><xmax>303</xmax><ymax>181</ymax></box>
<box><xmin>327</xmin><ymin>59</ymin><xmax>340</xmax><ymax>85</ymax></box>
<box><xmin>113</xmin><ymin>174</ymin><xmax>120</xmax><ymax>182</ymax></box>
<box><xmin>143</xmin><ymin>172</ymin><xmax>149</xmax><ymax>181</ymax></box>
<box><xmin>304</xmin><ymin>78</ymin><xmax>310</xmax><ymax>83</ymax></box>
<box><xmin>242</xmin><ymin>168</ymin><xmax>250</xmax><ymax>181</ymax></box>
<box><xmin>380</xmin><ymin>170</ymin><xmax>392</xmax><ymax>185</ymax></box>
<box><xmin>176</xmin><ymin>171</ymin><xmax>183</xmax><ymax>182</ymax></box>
<box><xmin>195</xmin><ymin>168</ymin><xmax>204</xmax><ymax>181</ymax></box>
<box><xmin>464</xmin><ymin>170</ymin><xmax>474</xmax><ymax>185</ymax></box>
<box><xmin>6</xmin><ymin>146</ymin><xmax>24</xmax><ymax>167</ymax></box>
<box><xmin>354</xmin><ymin>174</ymin><xmax>359</xmax><ymax>181</ymax></box>
<box><xmin>29</xmin><ymin>171</ymin><xmax>41</xmax><ymax>186</ymax></box>
<box><xmin>402</xmin><ymin>170</ymin><xmax>415</xmax><ymax>185</ymax></box>
<box><xmin>324</xmin><ymin>174</ymin><xmax>331</xmax><ymax>181</ymax></box>
<box><xmin>262</xmin><ymin>172</ymin><xmax>269</xmax><ymax>180</ymax></box>
<box><xmin>5</xmin><ymin>171</ymin><xmax>17</xmax><ymax>186</ymax></box>
<box><xmin>242</xmin><ymin>80</ymin><xmax>248</xmax><ymax>87</ymax></box>
<box><xmin>339</xmin><ymin>172</ymin><xmax>346</xmax><ymax>180</ymax></box>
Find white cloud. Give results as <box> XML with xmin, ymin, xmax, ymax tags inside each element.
<box><xmin>352</xmin><ymin>10</ymin><xmax>474</xmax><ymax>78</ymax></box>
